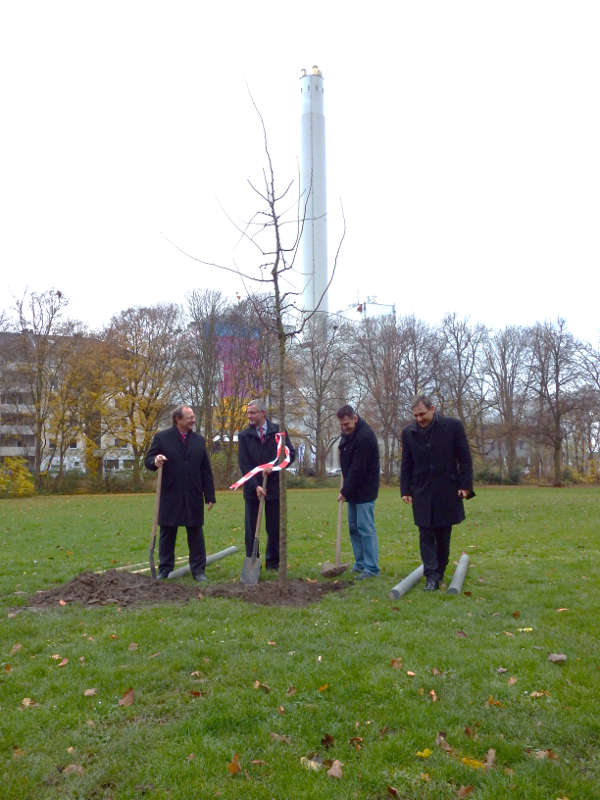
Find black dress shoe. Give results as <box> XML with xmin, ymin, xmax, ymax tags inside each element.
<box><xmin>193</xmin><ymin>573</ymin><xmax>208</xmax><ymax>582</ymax></box>
<box><xmin>424</xmin><ymin>578</ymin><xmax>440</xmax><ymax>591</ymax></box>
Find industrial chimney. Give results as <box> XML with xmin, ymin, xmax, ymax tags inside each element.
<box><xmin>299</xmin><ymin>65</ymin><xmax>328</xmax><ymax>316</ymax></box>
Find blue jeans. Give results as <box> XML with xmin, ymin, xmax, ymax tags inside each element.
<box><xmin>347</xmin><ymin>500</ymin><xmax>379</xmax><ymax>575</ymax></box>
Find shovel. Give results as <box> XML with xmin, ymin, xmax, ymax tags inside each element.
<box><xmin>240</xmin><ymin>472</ymin><xmax>268</xmax><ymax>585</ymax></box>
<box><xmin>321</xmin><ymin>478</ymin><xmax>351</xmax><ymax>578</ymax></box>
<box><xmin>148</xmin><ymin>464</ymin><xmax>163</xmax><ymax>579</ymax></box>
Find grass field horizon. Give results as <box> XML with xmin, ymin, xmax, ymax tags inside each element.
<box><xmin>1</xmin><ymin>486</ymin><xmax>599</xmax><ymax>799</ymax></box>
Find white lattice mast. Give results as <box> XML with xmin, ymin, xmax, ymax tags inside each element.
<box><xmin>299</xmin><ymin>65</ymin><xmax>328</xmax><ymax>316</ymax></box>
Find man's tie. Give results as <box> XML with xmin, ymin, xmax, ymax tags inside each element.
<box><xmin>259</xmin><ymin>428</ymin><xmax>265</xmax><ymax>444</ymax></box>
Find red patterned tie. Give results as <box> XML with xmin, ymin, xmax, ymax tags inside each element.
<box><xmin>259</xmin><ymin>428</ymin><xmax>265</xmax><ymax>444</ymax></box>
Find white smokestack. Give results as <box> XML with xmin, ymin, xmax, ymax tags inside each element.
<box><xmin>299</xmin><ymin>65</ymin><xmax>328</xmax><ymax>316</ymax></box>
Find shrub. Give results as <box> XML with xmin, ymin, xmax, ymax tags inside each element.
<box><xmin>0</xmin><ymin>457</ymin><xmax>35</xmax><ymax>497</ymax></box>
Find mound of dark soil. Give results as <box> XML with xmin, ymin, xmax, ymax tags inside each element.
<box><xmin>24</xmin><ymin>569</ymin><xmax>348</xmax><ymax>610</ymax></box>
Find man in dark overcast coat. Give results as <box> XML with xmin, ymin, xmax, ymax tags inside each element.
<box><xmin>237</xmin><ymin>398</ymin><xmax>295</xmax><ymax>571</ymax></box>
<box><xmin>145</xmin><ymin>405</ymin><xmax>215</xmax><ymax>581</ymax></box>
<box><xmin>400</xmin><ymin>395</ymin><xmax>474</xmax><ymax>591</ymax></box>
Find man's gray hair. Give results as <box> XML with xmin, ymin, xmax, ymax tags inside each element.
<box><xmin>410</xmin><ymin>394</ymin><xmax>435</xmax><ymax>410</ymax></box>
<box><xmin>172</xmin><ymin>404</ymin><xmax>190</xmax><ymax>424</ymax></box>
<box><xmin>247</xmin><ymin>398</ymin><xmax>267</xmax><ymax>412</ymax></box>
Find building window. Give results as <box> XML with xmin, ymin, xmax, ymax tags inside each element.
<box><xmin>104</xmin><ymin>459</ymin><xmax>119</xmax><ymax>471</ymax></box>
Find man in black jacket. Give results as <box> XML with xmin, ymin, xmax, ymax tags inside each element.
<box><xmin>237</xmin><ymin>398</ymin><xmax>295</xmax><ymax>571</ymax></box>
<box><xmin>145</xmin><ymin>405</ymin><xmax>216</xmax><ymax>581</ymax></box>
<box><xmin>337</xmin><ymin>404</ymin><xmax>380</xmax><ymax>578</ymax></box>
<box><xmin>400</xmin><ymin>395</ymin><xmax>474</xmax><ymax>591</ymax></box>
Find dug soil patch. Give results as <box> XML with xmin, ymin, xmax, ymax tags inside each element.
<box><xmin>25</xmin><ymin>569</ymin><xmax>348</xmax><ymax>610</ymax></box>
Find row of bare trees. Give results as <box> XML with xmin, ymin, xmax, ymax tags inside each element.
<box><xmin>2</xmin><ymin>288</ymin><xmax>599</xmax><ymax>491</ymax></box>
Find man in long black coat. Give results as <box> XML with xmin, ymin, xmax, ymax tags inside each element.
<box><xmin>237</xmin><ymin>398</ymin><xmax>295</xmax><ymax>571</ymax></box>
<box><xmin>145</xmin><ymin>405</ymin><xmax>216</xmax><ymax>581</ymax></box>
<box><xmin>400</xmin><ymin>395</ymin><xmax>474</xmax><ymax>590</ymax></box>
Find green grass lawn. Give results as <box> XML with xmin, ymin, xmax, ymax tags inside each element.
<box><xmin>1</xmin><ymin>486</ymin><xmax>599</xmax><ymax>799</ymax></box>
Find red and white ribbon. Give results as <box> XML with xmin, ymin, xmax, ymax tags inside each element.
<box><xmin>229</xmin><ymin>431</ymin><xmax>291</xmax><ymax>490</ymax></box>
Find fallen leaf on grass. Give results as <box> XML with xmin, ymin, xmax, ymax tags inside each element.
<box><xmin>185</xmin><ymin>753</ymin><xmax>195</xmax><ymax>761</ymax></box>
<box><xmin>485</xmin><ymin>748</ymin><xmax>496</xmax><ymax>768</ymax></box>
<box><xmin>436</xmin><ymin>731</ymin><xmax>453</xmax><ymax>752</ymax></box>
<box><xmin>228</xmin><ymin>753</ymin><xmax>241</xmax><ymax>774</ymax></box>
<box><xmin>59</xmin><ymin>599</ymin><xmax>67</xmax><ymax>606</ymax></box>
<box><xmin>504</xmin><ymin>631</ymin><xmax>514</xmax><ymax>637</ymax></box>
<box><xmin>457</xmin><ymin>786</ymin><xmax>474</xmax><ymax>798</ymax></box>
<box><xmin>556</xmin><ymin>607</ymin><xmax>568</xmax><ymax>612</ymax></box>
<box><xmin>62</xmin><ymin>764</ymin><xmax>85</xmax><ymax>775</ymax></box>
<box><xmin>12</xmin><ymin>746</ymin><xmax>25</xmax><ymax>758</ymax></box>
<box><xmin>517</xmin><ymin>627</ymin><xmax>533</xmax><ymax>633</ymax></box>
<box><xmin>300</xmin><ymin>756</ymin><xmax>322</xmax><ymax>771</ymax></box>
<box><xmin>128</xmin><ymin>642</ymin><xmax>138</xmax><ymax>651</ymax></box>
<box><xmin>432</xmin><ymin>666</ymin><xmax>442</xmax><ymax>676</ymax></box>
<box><xmin>66</xmin><ymin>746</ymin><xmax>75</xmax><ymax>753</ymax></box>
<box><xmin>420</xmin><ymin>772</ymin><xmax>431</xmax><ymax>782</ymax></box>
<box><xmin>429</xmin><ymin>689</ymin><xmax>438</xmax><ymax>702</ymax></box>
<box><xmin>277</xmin><ymin>705</ymin><xmax>285</xmax><ymax>714</ymax></box>
<box><xmin>406</xmin><ymin>670</ymin><xmax>416</xmax><ymax>677</ymax></box>
<box><xmin>83</xmin><ymin>688</ymin><xmax>97</xmax><ymax>697</ymax></box>
<box><xmin>327</xmin><ymin>759</ymin><xmax>343</xmax><ymax>779</ymax></box>
<box><xmin>5</xmin><ymin>664</ymin><xmax>11</xmax><ymax>672</ymax></box>
<box><xmin>321</xmin><ymin>733</ymin><xmax>334</xmax><ymax>749</ymax></box>
<box><xmin>286</xmin><ymin>686</ymin><xmax>297</xmax><ymax>696</ymax></box>
<box><xmin>253</xmin><ymin>680</ymin><xmax>270</xmax><ymax>692</ymax></box>
<box><xmin>461</xmin><ymin>756</ymin><xmax>485</xmax><ymax>769</ymax></box>
<box><xmin>267</xmin><ymin>641</ymin><xmax>277</xmax><ymax>646</ymax></box>
<box><xmin>190</xmin><ymin>690</ymin><xmax>207</xmax><ymax>697</ymax></box>
<box><xmin>508</xmin><ymin>676</ymin><xmax>518</xmax><ymax>685</ymax></box>
<box><xmin>251</xmin><ymin>759</ymin><xmax>266</xmax><ymax>765</ymax></box>
<box><xmin>10</xmin><ymin>643</ymin><xmax>22</xmax><ymax>656</ymax></box>
<box><xmin>391</xmin><ymin>657</ymin><xmax>403</xmax><ymax>669</ymax></box>
<box><xmin>349</xmin><ymin>736</ymin><xmax>363</xmax><ymax>750</ymax></box>
<box><xmin>51</xmin><ymin>654</ymin><xmax>61</xmax><ymax>660</ymax></box>
<box><xmin>269</xmin><ymin>732</ymin><xmax>291</xmax><ymax>744</ymax></box>
<box><xmin>512</xmin><ymin>610</ymin><xmax>521</xmax><ymax>619</ymax></box>
<box><xmin>530</xmin><ymin>690</ymin><xmax>551</xmax><ymax>698</ymax></box>
<box><xmin>485</xmin><ymin>696</ymin><xmax>503</xmax><ymax>708</ymax></box>
<box><xmin>548</xmin><ymin>653</ymin><xmax>567</xmax><ymax>663</ymax></box>
<box><xmin>57</xmin><ymin>658</ymin><xmax>69</xmax><ymax>668</ymax></box>
<box><xmin>496</xmin><ymin>667</ymin><xmax>508</xmax><ymax>673</ymax></box>
<box><xmin>118</xmin><ymin>688</ymin><xmax>135</xmax><ymax>706</ymax></box>
<box><xmin>318</xmin><ymin>683</ymin><xmax>329</xmax><ymax>692</ymax></box>
<box><xmin>387</xmin><ymin>787</ymin><xmax>401</xmax><ymax>797</ymax></box>
<box><xmin>457</xmin><ymin>630</ymin><xmax>467</xmax><ymax>638</ymax></box>
<box><xmin>20</xmin><ymin>698</ymin><xmax>36</xmax><ymax>708</ymax></box>
<box><xmin>464</xmin><ymin>725</ymin><xmax>477</xmax><ymax>738</ymax></box>
<box><xmin>533</xmin><ymin>749</ymin><xmax>558</xmax><ymax>760</ymax></box>
<box><xmin>416</xmin><ymin>748</ymin><xmax>433</xmax><ymax>758</ymax></box>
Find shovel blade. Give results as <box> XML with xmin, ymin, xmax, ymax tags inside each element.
<box><xmin>240</xmin><ymin>556</ymin><xmax>261</xmax><ymax>585</ymax></box>
<box><xmin>321</xmin><ymin>560</ymin><xmax>351</xmax><ymax>578</ymax></box>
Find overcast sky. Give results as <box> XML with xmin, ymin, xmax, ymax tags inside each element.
<box><xmin>1</xmin><ymin>1</ymin><xmax>598</xmax><ymax>342</ymax></box>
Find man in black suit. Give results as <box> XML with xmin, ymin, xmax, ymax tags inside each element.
<box><xmin>400</xmin><ymin>395</ymin><xmax>474</xmax><ymax>591</ymax></box>
<box><xmin>145</xmin><ymin>405</ymin><xmax>216</xmax><ymax>581</ymax></box>
<box><xmin>237</xmin><ymin>398</ymin><xmax>295</xmax><ymax>571</ymax></box>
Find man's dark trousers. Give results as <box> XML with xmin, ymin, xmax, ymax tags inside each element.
<box><xmin>159</xmin><ymin>526</ymin><xmax>206</xmax><ymax>577</ymax></box>
<box><xmin>244</xmin><ymin>497</ymin><xmax>280</xmax><ymax>569</ymax></box>
<box><xmin>418</xmin><ymin>525</ymin><xmax>451</xmax><ymax>583</ymax></box>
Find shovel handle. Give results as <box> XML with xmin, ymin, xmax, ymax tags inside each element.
<box><xmin>149</xmin><ymin>464</ymin><xmax>163</xmax><ymax>579</ymax></box>
<box><xmin>336</xmin><ymin>474</ymin><xmax>344</xmax><ymax>565</ymax></box>
<box><xmin>254</xmin><ymin>472</ymin><xmax>268</xmax><ymax>539</ymax></box>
